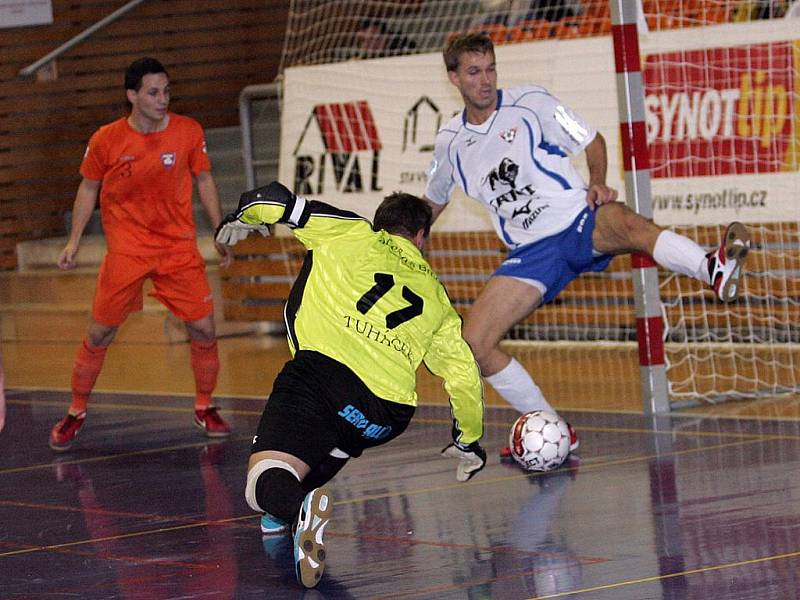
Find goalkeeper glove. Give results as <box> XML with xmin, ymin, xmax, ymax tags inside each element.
<box><xmin>214</xmin><ymin>212</ymin><xmax>270</xmax><ymax>245</ymax></box>
<box><xmin>215</xmin><ymin>181</ymin><xmax>298</xmax><ymax>245</ymax></box>
<box><xmin>441</xmin><ymin>441</ymin><xmax>486</xmax><ymax>482</ymax></box>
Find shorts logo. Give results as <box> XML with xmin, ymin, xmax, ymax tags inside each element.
<box><xmin>338</xmin><ymin>404</ymin><xmax>393</xmax><ymax>440</ymax></box>
<box><xmin>161</xmin><ymin>152</ymin><xmax>176</xmax><ymax>168</ymax></box>
<box><xmin>576</xmin><ymin>212</ymin><xmax>589</xmax><ymax>233</ymax></box>
<box><xmin>502</xmin><ymin>257</ymin><xmax>522</xmax><ymax>266</ymax></box>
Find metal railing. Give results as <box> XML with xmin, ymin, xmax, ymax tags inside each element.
<box><xmin>238</xmin><ymin>81</ymin><xmax>281</xmax><ymax>190</ymax></box>
<box><xmin>19</xmin><ymin>0</ymin><xmax>148</xmax><ymax>77</ymax></box>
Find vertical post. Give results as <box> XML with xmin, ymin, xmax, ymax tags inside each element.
<box><xmin>610</xmin><ymin>0</ymin><xmax>670</xmax><ymax>413</ymax></box>
<box><xmin>239</xmin><ymin>87</ymin><xmax>256</xmax><ymax>191</ymax></box>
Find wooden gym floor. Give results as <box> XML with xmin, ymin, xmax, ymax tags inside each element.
<box><xmin>2</xmin><ymin>334</ymin><xmax>800</xmax><ymax>599</ymax></box>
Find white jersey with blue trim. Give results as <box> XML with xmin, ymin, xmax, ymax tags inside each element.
<box><xmin>425</xmin><ymin>85</ymin><xmax>597</xmax><ymax>248</ymax></box>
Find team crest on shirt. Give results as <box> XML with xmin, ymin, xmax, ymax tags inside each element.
<box><xmin>499</xmin><ymin>127</ymin><xmax>517</xmax><ymax>143</ymax></box>
<box><xmin>161</xmin><ymin>152</ymin><xmax>176</xmax><ymax>168</ymax></box>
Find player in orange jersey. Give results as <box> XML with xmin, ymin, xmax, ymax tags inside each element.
<box><xmin>49</xmin><ymin>57</ymin><xmax>234</xmax><ymax>451</ymax></box>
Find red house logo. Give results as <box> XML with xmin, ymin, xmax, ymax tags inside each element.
<box><xmin>293</xmin><ymin>101</ymin><xmax>383</xmax><ymax>194</ymax></box>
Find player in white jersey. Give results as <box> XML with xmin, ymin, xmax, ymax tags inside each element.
<box><xmin>426</xmin><ymin>83</ymin><xmax>596</xmax><ymax>249</ymax></box>
<box><xmin>424</xmin><ymin>33</ymin><xmax>751</xmax><ymax>457</ymax></box>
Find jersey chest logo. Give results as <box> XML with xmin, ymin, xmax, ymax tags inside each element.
<box><xmin>499</xmin><ymin>127</ymin><xmax>517</xmax><ymax>143</ymax></box>
<box><xmin>161</xmin><ymin>152</ymin><xmax>176</xmax><ymax>169</ymax></box>
<box><xmin>482</xmin><ymin>157</ymin><xmax>540</xmax><ymax>223</ymax></box>
<box><xmin>484</xmin><ymin>157</ymin><xmax>519</xmax><ymax>191</ymax></box>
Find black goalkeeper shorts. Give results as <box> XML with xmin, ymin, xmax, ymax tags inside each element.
<box><xmin>250</xmin><ymin>350</ymin><xmax>415</xmax><ymax>469</ymax></box>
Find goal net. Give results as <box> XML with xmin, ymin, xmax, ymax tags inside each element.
<box><xmin>267</xmin><ymin>0</ymin><xmax>799</xmax><ymax>408</ymax></box>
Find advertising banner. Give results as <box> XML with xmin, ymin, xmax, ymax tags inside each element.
<box><xmin>280</xmin><ymin>22</ymin><xmax>799</xmax><ymax>228</ymax></box>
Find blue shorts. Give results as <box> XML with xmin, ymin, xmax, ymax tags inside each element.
<box><xmin>493</xmin><ymin>207</ymin><xmax>613</xmax><ymax>305</ymax></box>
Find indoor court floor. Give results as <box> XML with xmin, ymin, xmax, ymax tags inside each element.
<box><xmin>2</xmin><ymin>373</ymin><xmax>800</xmax><ymax>599</ymax></box>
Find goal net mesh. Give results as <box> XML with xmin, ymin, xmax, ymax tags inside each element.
<box><xmin>279</xmin><ymin>0</ymin><xmax>777</xmax><ymax>70</ymax></box>
<box><xmin>269</xmin><ymin>0</ymin><xmax>799</xmax><ymax>408</ymax></box>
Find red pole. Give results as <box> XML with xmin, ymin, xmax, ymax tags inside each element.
<box><xmin>610</xmin><ymin>1</ymin><xmax>669</xmax><ymax>413</ymax></box>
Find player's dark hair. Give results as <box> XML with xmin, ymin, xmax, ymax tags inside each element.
<box><xmin>443</xmin><ymin>32</ymin><xmax>495</xmax><ymax>72</ymax></box>
<box><xmin>373</xmin><ymin>192</ymin><xmax>432</xmax><ymax>240</ymax></box>
<box><xmin>125</xmin><ymin>57</ymin><xmax>168</xmax><ymax>91</ymax></box>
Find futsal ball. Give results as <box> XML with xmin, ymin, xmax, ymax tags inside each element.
<box><xmin>509</xmin><ymin>410</ymin><xmax>571</xmax><ymax>472</ymax></box>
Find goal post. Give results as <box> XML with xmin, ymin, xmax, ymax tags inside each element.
<box><xmin>610</xmin><ymin>0</ymin><xmax>670</xmax><ymax>413</ymax></box>
<box><xmin>260</xmin><ymin>1</ymin><xmax>800</xmax><ymax>411</ymax></box>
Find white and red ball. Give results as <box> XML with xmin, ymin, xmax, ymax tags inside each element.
<box><xmin>509</xmin><ymin>410</ymin><xmax>571</xmax><ymax>472</ymax></box>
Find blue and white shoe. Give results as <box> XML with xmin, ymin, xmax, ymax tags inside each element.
<box><xmin>261</xmin><ymin>530</ymin><xmax>292</xmax><ymax>561</ymax></box>
<box><xmin>260</xmin><ymin>512</ymin><xmax>288</xmax><ymax>535</ymax></box>
<box><xmin>293</xmin><ymin>487</ymin><xmax>333</xmax><ymax>588</ymax></box>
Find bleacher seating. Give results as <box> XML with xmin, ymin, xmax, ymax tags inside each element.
<box><xmin>219</xmin><ymin>225</ymin><xmax>798</xmax><ymax>332</ymax></box>
<box><xmin>468</xmin><ymin>0</ymin><xmax>741</xmax><ymax>46</ymax></box>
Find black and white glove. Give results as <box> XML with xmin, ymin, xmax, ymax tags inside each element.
<box><xmin>214</xmin><ymin>212</ymin><xmax>270</xmax><ymax>245</ymax></box>
<box><xmin>441</xmin><ymin>441</ymin><xmax>486</xmax><ymax>482</ymax></box>
<box><xmin>215</xmin><ymin>181</ymin><xmax>298</xmax><ymax>245</ymax></box>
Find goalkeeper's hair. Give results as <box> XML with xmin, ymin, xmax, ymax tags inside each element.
<box><xmin>443</xmin><ymin>33</ymin><xmax>495</xmax><ymax>72</ymax></box>
<box><xmin>373</xmin><ymin>192</ymin><xmax>432</xmax><ymax>240</ymax></box>
<box><xmin>125</xmin><ymin>57</ymin><xmax>168</xmax><ymax>91</ymax></box>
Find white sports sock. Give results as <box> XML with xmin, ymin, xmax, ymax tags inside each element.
<box><xmin>485</xmin><ymin>358</ymin><xmax>556</xmax><ymax>414</ymax></box>
<box><xmin>652</xmin><ymin>230</ymin><xmax>710</xmax><ymax>285</ymax></box>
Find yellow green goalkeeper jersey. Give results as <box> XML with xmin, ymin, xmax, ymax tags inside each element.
<box><xmin>234</xmin><ymin>183</ymin><xmax>484</xmax><ymax>445</ymax></box>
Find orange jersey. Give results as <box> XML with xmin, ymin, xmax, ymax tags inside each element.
<box><xmin>80</xmin><ymin>113</ymin><xmax>211</xmax><ymax>255</ymax></box>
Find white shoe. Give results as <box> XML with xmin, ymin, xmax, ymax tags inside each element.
<box><xmin>294</xmin><ymin>487</ymin><xmax>333</xmax><ymax>588</ymax></box>
<box><xmin>708</xmin><ymin>222</ymin><xmax>750</xmax><ymax>303</ymax></box>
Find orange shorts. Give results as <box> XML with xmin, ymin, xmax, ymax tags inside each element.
<box><xmin>92</xmin><ymin>250</ymin><xmax>213</xmax><ymax>326</ymax></box>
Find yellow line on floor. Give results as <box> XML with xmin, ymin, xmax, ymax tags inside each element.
<box><xmin>527</xmin><ymin>549</ymin><xmax>800</xmax><ymax>599</ymax></box>
<box><xmin>0</xmin><ymin>438</ymin><xmax>251</xmax><ymax>475</ymax></box>
<box><xmin>0</xmin><ymin>435</ymin><xmax>770</xmax><ymax>558</ymax></box>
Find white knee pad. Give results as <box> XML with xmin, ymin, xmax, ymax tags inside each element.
<box><xmin>244</xmin><ymin>459</ymin><xmax>300</xmax><ymax>513</ymax></box>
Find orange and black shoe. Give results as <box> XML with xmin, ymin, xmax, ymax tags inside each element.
<box><xmin>49</xmin><ymin>411</ymin><xmax>86</xmax><ymax>452</ymax></box>
<box><xmin>193</xmin><ymin>406</ymin><xmax>231</xmax><ymax>438</ymax></box>
<box><xmin>566</xmin><ymin>422</ymin><xmax>579</xmax><ymax>453</ymax></box>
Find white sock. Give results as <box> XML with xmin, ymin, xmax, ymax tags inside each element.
<box><xmin>652</xmin><ymin>230</ymin><xmax>710</xmax><ymax>285</ymax></box>
<box><xmin>485</xmin><ymin>358</ymin><xmax>556</xmax><ymax>414</ymax></box>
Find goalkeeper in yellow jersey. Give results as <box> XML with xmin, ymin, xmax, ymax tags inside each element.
<box><xmin>215</xmin><ymin>181</ymin><xmax>485</xmax><ymax>589</ymax></box>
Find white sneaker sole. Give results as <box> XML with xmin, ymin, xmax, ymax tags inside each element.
<box><xmin>718</xmin><ymin>222</ymin><xmax>750</xmax><ymax>303</ymax></box>
<box><xmin>294</xmin><ymin>487</ymin><xmax>333</xmax><ymax>588</ymax></box>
